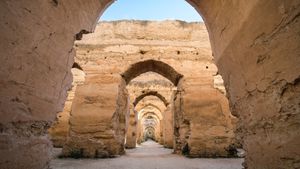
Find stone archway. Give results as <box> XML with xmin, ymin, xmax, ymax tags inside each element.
<box><xmin>138</xmin><ymin>106</ymin><xmax>163</xmax><ymax>120</ymax></box>
<box><xmin>140</xmin><ymin>112</ymin><xmax>162</xmax><ymax>142</ymax></box>
<box><xmin>123</xmin><ymin>62</ymin><xmax>179</xmax><ymax>150</ymax></box>
<box><xmin>0</xmin><ymin>1</ymin><xmax>299</xmax><ymax>169</ymax></box>
<box><xmin>122</xmin><ymin>59</ymin><xmax>183</xmax><ymax>86</ymax></box>
<box><xmin>138</xmin><ymin>103</ymin><xmax>164</xmax><ymax>115</ymax></box>
<box><xmin>133</xmin><ymin>90</ymin><xmax>169</xmax><ymax>107</ymax></box>
<box><xmin>123</xmin><ymin>60</ymin><xmax>180</xmax><ymax>150</ymax></box>
<box><xmin>62</xmin><ymin>59</ymin><xmax>181</xmax><ymax>158</ymax></box>
<box><xmin>126</xmin><ymin>98</ymin><xmax>166</xmax><ymax>148</ymax></box>
<box><xmin>135</xmin><ymin>103</ymin><xmax>165</xmax><ymax>145</ymax></box>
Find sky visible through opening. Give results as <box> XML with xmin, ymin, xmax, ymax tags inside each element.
<box><xmin>100</xmin><ymin>0</ymin><xmax>203</xmax><ymax>22</ymax></box>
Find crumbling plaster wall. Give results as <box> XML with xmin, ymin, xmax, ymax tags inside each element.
<box><xmin>0</xmin><ymin>0</ymin><xmax>111</xmax><ymax>168</ymax></box>
<box><xmin>192</xmin><ymin>0</ymin><xmax>300</xmax><ymax>168</ymax></box>
<box><xmin>1</xmin><ymin>1</ymin><xmax>298</xmax><ymax>168</ymax></box>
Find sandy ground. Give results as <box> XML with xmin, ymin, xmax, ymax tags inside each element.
<box><xmin>50</xmin><ymin>140</ymin><xmax>243</xmax><ymax>169</ymax></box>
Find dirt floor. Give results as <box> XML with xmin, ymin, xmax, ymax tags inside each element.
<box><xmin>50</xmin><ymin>140</ymin><xmax>244</xmax><ymax>169</ymax></box>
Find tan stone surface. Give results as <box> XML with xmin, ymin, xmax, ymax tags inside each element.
<box><xmin>60</xmin><ymin>20</ymin><xmax>235</xmax><ymax>158</ymax></box>
<box><xmin>195</xmin><ymin>1</ymin><xmax>300</xmax><ymax>167</ymax></box>
<box><xmin>0</xmin><ymin>1</ymin><xmax>110</xmax><ymax>168</ymax></box>
<box><xmin>175</xmin><ymin>81</ymin><xmax>236</xmax><ymax>157</ymax></box>
<box><xmin>62</xmin><ymin>75</ymin><xmax>129</xmax><ymax>157</ymax></box>
<box><xmin>48</xmin><ymin>68</ymin><xmax>85</xmax><ymax>147</ymax></box>
<box><xmin>125</xmin><ymin>108</ymin><xmax>138</xmax><ymax>148</ymax></box>
<box><xmin>0</xmin><ymin>1</ymin><xmax>299</xmax><ymax>168</ymax></box>
<box><xmin>135</xmin><ymin>97</ymin><xmax>165</xmax><ymax>144</ymax></box>
<box><xmin>163</xmin><ymin>105</ymin><xmax>174</xmax><ymax>148</ymax></box>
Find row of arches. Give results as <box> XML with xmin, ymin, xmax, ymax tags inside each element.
<box><xmin>0</xmin><ymin>1</ymin><xmax>298</xmax><ymax>169</ymax></box>
<box><xmin>51</xmin><ymin>56</ymin><xmax>237</xmax><ymax>162</ymax></box>
<box><xmin>61</xmin><ymin>59</ymin><xmax>182</xmax><ymax>155</ymax></box>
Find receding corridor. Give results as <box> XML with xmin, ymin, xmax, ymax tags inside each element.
<box><xmin>50</xmin><ymin>140</ymin><xmax>243</xmax><ymax>169</ymax></box>
<box><xmin>1</xmin><ymin>1</ymin><xmax>299</xmax><ymax>169</ymax></box>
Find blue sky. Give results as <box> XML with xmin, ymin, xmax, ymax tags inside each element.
<box><xmin>100</xmin><ymin>0</ymin><xmax>203</xmax><ymax>22</ymax></box>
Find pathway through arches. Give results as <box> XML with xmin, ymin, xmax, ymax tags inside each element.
<box><xmin>51</xmin><ymin>140</ymin><xmax>243</xmax><ymax>169</ymax></box>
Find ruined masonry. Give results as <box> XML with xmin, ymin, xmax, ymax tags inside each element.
<box><xmin>49</xmin><ymin>20</ymin><xmax>237</xmax><ymax>158</ymax></box>
<box><xmin>0</xmin><ymin>1</ymin><xmax>299</xmax><ymax>169</ymax></box>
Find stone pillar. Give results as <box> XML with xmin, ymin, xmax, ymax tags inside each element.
<box><xmin>125</xmin><ymin>108</ymin><xmax>138</xmax><ymax>148</ymax></box>
<box><xmin>163</xmin><ymin>105</ymin><xmax>174</xmax><ymax>148</ymax></box>
<box><xmin>174</xmin><ymin>78</ymin><xmax>235</xmax><ymax>157</ymax></box>
<box><xmin>173</xmin><ymin>88</ymin><xmax>184</xmax><ymax>154</ymax></box>
<box><xmin>136</xmin><ymin>119</ymin><xmax>143</xmax><ymax>144</ymax></box>
<box><xmin>63</xmin><ymin>75</ymin><xmax>129</xmax><ymax>158</ymax></box>
<box><xmin>49</xmin><ymin>68</ymin><xmax>85</xmax><ymax>147</ymax></box>
<box><xmin>159</xmin><ymin>120</ymin><xmax>164</xmax><ymax>144</ymax></box>
<box><xmin>154</xmin><ymin>124</ymin><xmax>161</xmax><ymax>142</ymax></box>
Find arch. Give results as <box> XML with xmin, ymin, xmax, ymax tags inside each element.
<box><xmin>133</xmin><ymin>91</ymin><xmax>169</xmax><ymax>107</ymax></box>
<box><xmin>144</xmin><ymin>126</ymin><xmax>157</xmax><ymax>135</ymax></box>
<box><xmin>142</xmin><ymin>118</ymin><xmax>159</xmax><ymax>127</ymax></box>
<box><xmin>145</xmin><ymin>126</ymin><xmax>156</xmax><ymax>131</ymax></box>
<box><xmin>1</xmin><ymin>1</ymin><xmax>297</xmax><ymax>169</ymax></box>
<box><xmin>122</xmin><ymin>59</ymin><xmax>183</xmax><ymax>85</ymax></box>
<box><xmin>142</xmin><ymin>112</ymin><xmax>160</xmax><ymax>124</ymax></box>
<box><xmin>144</xmin><ymin>126</ymin><xmax>156</xmax><ymax>139</ymax></box>
<box><xmin>138</xmin><ymin>105</ymin><xmax>163</xmax><ymax>120</ymax></box>
<box><xmin>137</xmin><ymin>103</ymin><xmax>162</xmax><ymax>113</ymax></box>
<box><xmin>135</xmin><ymin>96</ymin><xmax>167</xmax><ymax>115</ymax></box>
<box><xmin>142</xmin><ymin>111</ymin><xmax>160</xmax><ymax>118</ymax></box>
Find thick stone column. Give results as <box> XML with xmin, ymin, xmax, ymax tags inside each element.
<box><xmin>125</xmin><ymin>108</ymin><xmax>138</xmax><ymax>148</ymax></box>
<box><xmin>159</xmin><ymin>120</ymin><xmax>164</xmax><ymax>145</ymax></box>
<box><xmin>49</xmin><ymin>68</ymin><xmax>85</xmax><ymax>147</ymax></box>
<box><xmin>154</xmin><ymin>121</ymin><xmax>161</xmax><ymax>142</ymax></box>
<box><xmin>63</xmin><ymin>75</ymin><xmax>129</xmax><ymax>158</ymax></box>
<box><xmin>174</xmin><ymin>78</ymin><xmax>235</xmax><ymax>157</ymax></box>
<box><xmin>193</xmin><ymin>1</ymin><xmax>300</xmax><ymax>167</ymax></box>
<box><xmin>136</xmin><ymin>119</ymin><xmax>143</xmax><ymax>144</ymax></box>
<box><xmin>163</xmin><ymin>105</ymin><xmax>174</xmax><ymax>148</ymax></box>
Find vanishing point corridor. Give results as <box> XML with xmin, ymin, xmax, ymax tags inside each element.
<box><xmin>0</xmin><ymin>1</ymin><xmax>299</xmax><ymax>169</ymax></box>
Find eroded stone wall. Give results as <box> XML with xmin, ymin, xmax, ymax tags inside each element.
<box><xmin>1</xmin><ymin>1</ymin><xmax>297</xmax><ymax>168</ymax></box>
<box><xmin>48</xmin><ymin>68</ymin><xmax>85</xmax><ymax>147</ymax></box>
<box><xmin>193</xmin><ymin>1</ymin><xmax>300</xmax><ymax>168</ymax></box>
<box><xmin>59</xmin><ymin>20</ymin><xmax>236</xmax><ymax>157</ymax></box>
<box><xmin>125</xmin><ymin>107</ymin><xmax>138</xmax><ymax>148</ymax></box>
<box><xmin>174</xmin><ymin>81</ymin><xmax>236</xmax><ymax>157</ymax></box>
<box><xmin>163</xmin><ymin>105</ymin><xmax>174</xmax><ymax>148</ymax></box>
<box><xmin>0</xmin><ymin>1</ymin><xmax>110</xmax><ymax>168</ymax></box>
<box><xmin>62</xmin><ymin>75</ymin><xmax>129</xmax><ymax>157</ymax></box>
